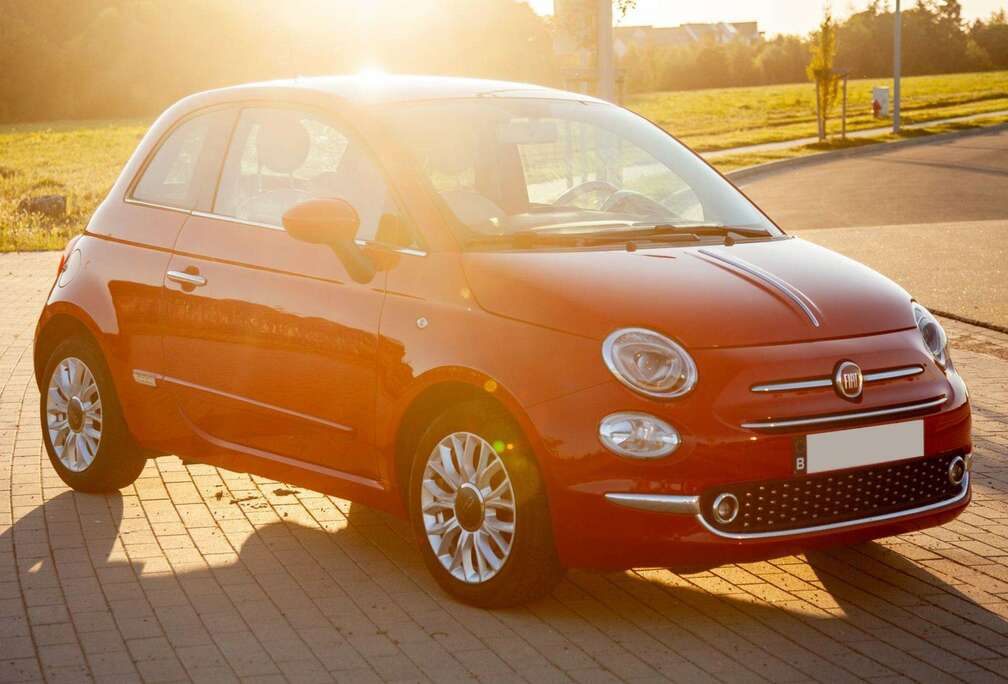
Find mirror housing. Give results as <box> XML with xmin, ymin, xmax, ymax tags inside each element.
<box><xmin>282</xmin><ymin>198</ymin><xmax>375</xmax><ymax>284</ymax></box>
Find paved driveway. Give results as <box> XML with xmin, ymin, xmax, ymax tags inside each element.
<box><xmin>2</xmin><ymin>252</ymin><xmax>1008</xmax><ymax>683</ymax></box>
<box><xmin>737</xmin><ymin>128</ymin><xmax>1008</xmax><ymax>329</ymax></box>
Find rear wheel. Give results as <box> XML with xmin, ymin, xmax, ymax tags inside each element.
<box><xmin>41</xmin><ymin>337</ymin><xmax>146</xmax><ymax>492</ymax></box>
<box><xmin>409</xmin><ymin>400</ymin><xmax>564</xmax><ymax>607</ymax></box>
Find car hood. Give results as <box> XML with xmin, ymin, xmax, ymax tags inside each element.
<box><xmin>461</xmin><ymin>237</ymin><xmax>914</xmax><ymax>348</ymax></box>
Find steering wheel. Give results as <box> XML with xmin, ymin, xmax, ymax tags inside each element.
<box><xmin>601</xmin><ymin>189</ymin><xmax>672</xmax><ymax>219</ymax></box>
<box><xmin>552</xmin><ymin>180</ymin><xmax>620</xmax><ymax>208</ymax></box>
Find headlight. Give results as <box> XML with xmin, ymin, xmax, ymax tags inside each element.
<box><xmin>602</xmin><ymin>327</ymin><xmax>697</xmax><ymax>398</ymax></box>
<box><xmin>599</xmin><ymin>412</ymin><xmax>680</xmax><ymax>458</ymax></box>
<box><xmin>912</xmin><ymin>302</ymin><xmax>951</xmax><ymax>369</ymax></box>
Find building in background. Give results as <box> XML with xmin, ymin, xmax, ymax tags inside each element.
<box><xmin>552</xmin><ymin>0</ymin><xmax>761</xmax><ymax>99</ymax></box>
<box><xmin>613</xmin><ymin>22</ymin><xmax>761</xmax><ymax>58</ymax></box>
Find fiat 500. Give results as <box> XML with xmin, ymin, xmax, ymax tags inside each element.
<box><xmin>35</xmin><ymin>76</ymin><xmax>971</xmax><ymax>607</ymax></box>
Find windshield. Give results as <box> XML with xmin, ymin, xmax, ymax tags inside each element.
<box><xmin>381</xmin><ymin>97</ymin><xmax>779</xmax><ymax>243</ymax></box>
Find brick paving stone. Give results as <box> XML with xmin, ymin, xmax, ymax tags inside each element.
<box><xmin>2</xmin><ymin>250</ymin><xmax>1008</xmax><ymax>682</ymax></box>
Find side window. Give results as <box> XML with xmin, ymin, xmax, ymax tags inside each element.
<box><xmin>132</xmin><ymin>109</ymin><xmax>232</xmax><ymax>209</ymax></box>
<box><xmin>214</xmin><ymin>107</ymin><xmax>411</xmax><ymax>244</ymax></box>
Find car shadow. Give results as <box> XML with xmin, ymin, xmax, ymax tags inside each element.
<box><xmin>6</xmin><ymin>485</ymin><xmax>1007</xmax><ymax>680</ymax></box>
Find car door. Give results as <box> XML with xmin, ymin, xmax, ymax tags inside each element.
<box><xmin>160</xmin><ymin>105</ymin><xmax>401</xmax><ymax>481</ymax></box>
<box><xmin>94</xmin><ymin>106</ymin><xmax>235</xmax><ymax>449</ymax></box>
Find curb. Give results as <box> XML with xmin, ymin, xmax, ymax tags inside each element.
<box><xmin>724</xmin><ymin>122</ymin><xmax>1008</xmax><ymax>184</ymax></box>
<box><xmin>933</xmin><ymin>309</ymin><xmax>1008</xmax><ymax>336</ymax></box>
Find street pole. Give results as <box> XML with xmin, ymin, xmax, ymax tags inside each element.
<box><xmin>597</xmin><ymin>0</ymin><xmax>615</xmax><ymax>102</ymax></box>
<box><xmin>893</xmin><ymin>0</ymin><xmax>901</xmax><ymax>133</ymax></box>
<box><xmin>815</xmin><ymin>78</ymin><xmax>824</xmax><ymax>142</ymax></box>
<box><xmin>842</xmin><ymin>74</ymin><xmax>848</xmax><ymax>140</ymax></box>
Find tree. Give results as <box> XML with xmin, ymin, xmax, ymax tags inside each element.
<box><xmin>807</xmin><ymin>8</ymin><xmax>840</xmax><ymax>141</ymax></box>
<box><xmin>615</xmin><ymin>0</ymin><xmax>637</xmax><ymax>17</ymax></box>
<box><xmin>972</xmin><ymin>10</ymin><xmax>1008</xmax><ymax>67</ymax></box>
<box><xmin>757</xmin><ymin>36</ymin><xmax>808</xmax><ymax>84</ymax></box>
<box><xmin>836</xmin><ymin>4</ymin><xmax>892</xmax><ymax>77</ymax></box>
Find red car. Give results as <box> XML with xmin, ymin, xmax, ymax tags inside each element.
<box><xmin>35</xmin><ymin>76</ymin><xmax>971</xmax><ymax>607</ymax></box>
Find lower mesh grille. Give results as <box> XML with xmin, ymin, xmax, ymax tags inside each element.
<box><xmin>700</xmin><ymin>453</ymin><xmax>965</xmax><ymax>534</ymax></box>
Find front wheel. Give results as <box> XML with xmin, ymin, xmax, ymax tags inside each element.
<box><xmin>41</xmin><ymin>337</ymin><xmax>146</xmax><ymax>492</ymax></box>
<box><xmin>409</xmin><ymin>400</ymin><xmax>564</xmax><ymax>608</ymax></box>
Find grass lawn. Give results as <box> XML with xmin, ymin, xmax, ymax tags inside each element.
<box><xmin>629</xmin><ymin>70</ymin><xmax>1008</xmax><ymax>152</ymax></box>
<box><xmin>2</xmin><ymin>69</ymin><xmax>1007</xmax><ymax>251</ymax></box>
<box><xmin>0</xmin><ymin>119</ymin><xmax>149</xmax><ymax>251</ymax></box>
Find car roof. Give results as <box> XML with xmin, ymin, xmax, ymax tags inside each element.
<box><xmin>201</xmin><ymin>74</ymin><xmax>605</xmax><ymax>106</ymax></box>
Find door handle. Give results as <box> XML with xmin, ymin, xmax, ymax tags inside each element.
<box><xmin>166</xmin><ymin>270</ymin><xmax>207</xmax><ymax>287</ymax></box>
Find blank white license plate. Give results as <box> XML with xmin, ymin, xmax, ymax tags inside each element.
<box><xmin>800</xmin><ymin>420</ymin><xmax>924</xmax><ymax>474</ymax></box>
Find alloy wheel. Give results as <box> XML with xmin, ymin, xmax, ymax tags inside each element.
<box><xmin>421</xmin><ymin>431</ymin><xmax>516</xmax><ymax>584</ymax></box>
<box><xmin>46</xmin><ymin>357</ymin><xmax>103</xmax><ymax>472</ymax></box>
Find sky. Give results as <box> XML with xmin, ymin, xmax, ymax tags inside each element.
<box><xmin>526</xmin><ymin>1</ymin><xmax>1008</xmax><ymax>37</ymax></box>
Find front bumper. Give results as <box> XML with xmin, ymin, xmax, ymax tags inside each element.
<box><xmin>564</xmin><ymin>479</ymin><xmax>970</xmax><ymax>570</ymax></box>
<box><xmin>525</xmin><ymin>329</ymin><xmax>971</xmax><ymax>570</ymax></box>
<box><xmin>606</xmin><ymin>462</ymin><xmax>970</xmax><ymax>540</ymax></box>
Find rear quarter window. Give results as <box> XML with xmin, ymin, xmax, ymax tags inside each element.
<box><xmin>131</xmin><ymin>108</ymin><xmax>233</xmax><ymax>210</ymax></box>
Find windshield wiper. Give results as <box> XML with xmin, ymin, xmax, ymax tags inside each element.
<box><xmin>465</xmin><ymin>226</ymin><xmax>701</xmax><ymax>249</ymax></box>
<box><xmin>463</xmin><ymin>222</ymin><xmax>773</xmax><ymax>249</ymax></box>
<box><xmin>641</xmin><ymin>223</ymin><xmax>772</xmax><ymax>238</ymax></box>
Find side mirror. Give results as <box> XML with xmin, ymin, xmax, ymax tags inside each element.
<box><xmin>282</xmin><ymin>198</ymin><xmax>375</xmax><ymax>284</ymax></box>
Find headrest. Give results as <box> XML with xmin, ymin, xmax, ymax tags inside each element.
<box><xmin>256</xmin><ymin>112</ymin><xmax>310</xmax><ymax>174</ymax></box>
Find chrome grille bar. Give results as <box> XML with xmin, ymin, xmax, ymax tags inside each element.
<box><xmin>741</xmin><ymin>395</ymin><xmax>947</xmax><ymax>430</ymax></box>
<box><xmin>751</xmin><ymin>365</ymin><xmax>924</xmax><ymax>393</ymax></box>
<box><xmin>864</xmin><ymin>365</ymin><xmax>926</xmax><ymax>382</ymax></box>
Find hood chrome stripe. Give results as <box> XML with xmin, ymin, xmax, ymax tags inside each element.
<box><xmin>698</xmin><ymin>248</ymin><xmax>820</xmax><ymax>327</ymax></box>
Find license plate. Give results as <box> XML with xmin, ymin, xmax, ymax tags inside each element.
<box><xmin>794</xmin><ymin>420</ymin><xmax>924</xmax><ymax>475</ymax></box>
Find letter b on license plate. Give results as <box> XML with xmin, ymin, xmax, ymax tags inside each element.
<box><xmin>793</xmin><ymin>421</ymin><xmax>924</xmax><ymax>475</ymax></box>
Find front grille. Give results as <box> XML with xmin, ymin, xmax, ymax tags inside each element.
<box><xmin>700</xmin><ymin>453</ymin><xmax>965</xmax><ymax>534</ymax></box>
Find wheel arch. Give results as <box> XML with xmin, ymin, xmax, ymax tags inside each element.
<box><xmin>390</xmin><ymin>373</ymin><xmax>548</xmax><ymax>510</ymax></box>
<box><xmin>34</xmin><ymin>310</ymin><xmax>109</xmax><ymax>389</ymax></box>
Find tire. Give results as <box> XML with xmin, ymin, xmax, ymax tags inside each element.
<box><xmin>408</xmin><ymin>399</ymin><xmax>564</xmax><ymax>608</ymax></box>
<box><xmin>40</xmin><ymin>336</ymin><xmax>146</xmax><ymax>493</ymax></box>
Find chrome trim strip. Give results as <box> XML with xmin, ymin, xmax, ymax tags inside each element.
<box><xmin>698</xmin><ymin>248</ymin><xmax>820</xmax><ymax>327</ymax></box>
<box><xmin>696</xmin><ymin>474</ymin><xmax>969</xmax><ymax>540</ymax></box>
<box><xmin>191</xmin><ymin>210</ymin><xmax>281</xmax><ymax>232</ymax></box>
<box><xmin>132</xmin><ymin>370</ymin><xmax>161</xmax><ymax>387</ymax></box>
<box><xmin>864</xmin><ymin>365</ymin><xmax>926</xmax><ymax>383</ymax></box>
<box><xmin>604</xmin><ymin>493</ymin><xmax>700</xmax><ymax>514</ymax></box>
<box><xmin>166</xmin><ymin>270</ymin><xmax>207</xmax><ymax>287</ymax></box>
<box><xmin>751</xmin><ymin>377</ymin><xmax>833</xmax><ymax>393</ymax></box>
<box><xmin>124</xmin><ymin>198</ymin><xmax>192</xmax><ymax>214</ymax></box>
<box><xmin>185</xmin><ymin>418</ymin><xmax>381</xmax><ymax>490</ymax></box>
<box><xmin>160</xmin><ymin>375</ymin><xmax>354</xmax><ymax>433</ymax></box>
<box><xmin>751</xmin><ymin>365</ymin><xmax>924</xmax><ymax>393</ymax></box>
<box><xmin>189</xmin><ymin>210</ymin><xmax>429</xmax><ymax>256</ymax></box>
<box><xmin>384</xmin><ymin>245</ymin><xmax>429</xmax><ymax>257</ymax></box>
<box><xmin>741</xmin><ymin>395</ymin><xmax>947</xmax><ymax>430</ymax></box>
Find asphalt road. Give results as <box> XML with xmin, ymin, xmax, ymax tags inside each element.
<box><xmin>738</xmin><ymin>127</ymin><xmax>1008</xmax><ymax>329</ymax></box>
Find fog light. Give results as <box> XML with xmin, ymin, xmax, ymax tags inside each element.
<box><xmin>598</xmin><ymin>412</ymin><xmax>680</xmax><ymax>459</ymax></box>
<box><xmin>948</xmin><ymin>456</ymin><xmax>966</xmax><ymax>486</ymax></box>
<box><xmin>712</xmin><ymin>493</ymin><xmax>739</xmax><ymax>525</ymax></box>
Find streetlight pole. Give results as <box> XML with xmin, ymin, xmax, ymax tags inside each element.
<box><xmin>597</xmin><ymin>0</ymin><xmax>615</xmax><ymax>102</ymax></box>
<box><xmin>893</xmin><ymin>0</ymin><xmax>901</xmax><ymax>133</ymax></box>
